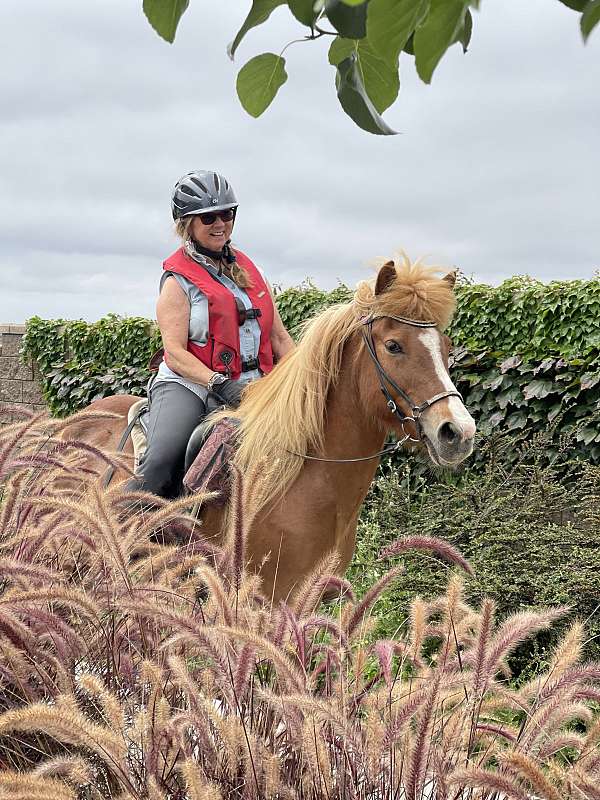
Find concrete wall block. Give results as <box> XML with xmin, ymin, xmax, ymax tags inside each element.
<box><xmin>0</xmin><ymin>356</ymin><xmax>33</xmax><ymax>381</ymax></box>
<box><xmin>22</xmin><ymin>381</ymin><xmax>45</xmax><ymax>405</ymax></box>
<box><xmin>1</xmin><ymin>333</ymin><xmax>23</xmax><ymax>357</ymax></box>
<box><xmin>0</xmin><ymin>379</ymin><xmax>23</xmax><ymax>403</ymax></box>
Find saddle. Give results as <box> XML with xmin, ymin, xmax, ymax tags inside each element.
<box><xmin>127</xmin><ymin>399</ymin><xmax>240</xmax><ymax>503</ymax></box>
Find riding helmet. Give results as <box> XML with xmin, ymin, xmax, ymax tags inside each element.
<box><xmin>171</xmin><ymin>170</ymin><xmax>238</xmax><ymax>220</ymax></box>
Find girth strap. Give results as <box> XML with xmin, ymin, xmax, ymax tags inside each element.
<box><xmin>101</xmin><ymin>411</ymin><xmax>141</xmax><ymax>488</ymax></box>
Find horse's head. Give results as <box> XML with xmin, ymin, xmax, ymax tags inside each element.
<box><xmin>357</xmin><ymin>259</ymin><xmax>476</xmax><ymax>467</ymax></box>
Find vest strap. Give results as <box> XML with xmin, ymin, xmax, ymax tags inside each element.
<box><xmin>241</xmin><ymin>357</ymin><xmax>260</xmax><ymax>372</ymax></box>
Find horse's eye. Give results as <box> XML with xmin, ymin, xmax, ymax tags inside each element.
<box><xmin>385</xmin><ymin>340</ymin><xmax>403</xmax><ymax>354</ymax></box>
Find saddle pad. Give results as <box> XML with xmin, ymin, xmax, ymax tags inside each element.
<box><xmin>183</xmin><ymin>418</ymin><xmax>240</xmax><ymax>503</ymax></box>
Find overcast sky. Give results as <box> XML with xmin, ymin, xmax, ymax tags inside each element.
<box><xmin>1</xmin><ymin>0</ymin><xmax>599</xmax><ymax>322</ymax></box>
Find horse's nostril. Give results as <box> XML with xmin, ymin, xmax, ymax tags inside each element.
<box><xmin>438</xmin><ymin>421</ymin><xmax>459</xmax><ymax>446</ymax></box>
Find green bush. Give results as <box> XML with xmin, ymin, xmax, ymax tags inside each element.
<box><xmin>448</xmin><ymin>274</ymin><xmax>600</xmax><ymax>358</ymax></box>
<box><xmin>350</xmin><ymin>427</ymin><xmax>600</xmax><ymax>674</ymax></box>
<box><xmin>22</xmin><ymin>314</ymin><xmax>161</xmax><ymax>416</ymax></box>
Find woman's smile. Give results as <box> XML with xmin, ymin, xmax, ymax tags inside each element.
<box><xmin>190</xmin><ymin>216</ymin><xmax>233</xmax><ymax>250</ymax></box>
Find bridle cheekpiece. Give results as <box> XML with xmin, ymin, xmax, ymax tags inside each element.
<box><xmin>361</xmin><ymin>314</ymin><xmax>463</xmax><ymax>444</ymax></box>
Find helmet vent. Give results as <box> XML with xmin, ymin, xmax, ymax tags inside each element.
<box><xmin>189</xmin><ymin>177</ymin><xmax>208</xmax><ymax>193</ymax></box>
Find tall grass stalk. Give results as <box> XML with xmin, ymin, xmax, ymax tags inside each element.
<box><xmin>0</xmin><ymin>412</ymin><xmax>599</xmax><ymax>799</ymax></box>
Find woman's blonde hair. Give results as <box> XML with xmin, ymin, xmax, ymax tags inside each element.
<box><xmin>175</xmin><ymin>217</ymin><xmax>252</xmax><ymax>289</ymax></box>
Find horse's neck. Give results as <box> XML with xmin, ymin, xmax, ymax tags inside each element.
<box><xmin>315</xmin><ymin>357</ymin><xmax>387</xmax><ymax>505</ymax></box>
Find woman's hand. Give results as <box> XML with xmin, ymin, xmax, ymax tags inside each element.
<box><xmin>209</xmin><ymin>378</ymin><xmax>244</xmax><ymax>408</ymax></box>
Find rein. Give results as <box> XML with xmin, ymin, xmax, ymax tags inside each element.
<box><xmin>287</xmin><ymin>314</ymin><xmax>462</xmax><ymax>464</ymax></box>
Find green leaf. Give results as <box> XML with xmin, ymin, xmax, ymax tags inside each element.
<box><xmin>329</xmin><ymin>36</ymin><xmax>399</xmax><ymax>112</ymax></box>
<box><xmin>326</xmin><ymin>0</ymin><xmax>368</xmax><ymax>38</ymax></box>
<box><xmin>228</xmin><ymin>0</ymin><xmax>286</xmax><ymax>59</ymax></box>
<box><xmin>237</xmin><ymin>53</ymin><xmax>288</xmax><ymax>117</ymax></box>
<box><xmin>366</xmin><ymin>0</ymin><xmax>429</xmax><ymax>64</ymax></box>
<box><xmin>558</xmin><ymin>0</ymin><xmax>588</xmax><ymax>9</ymax></box>
<box><xmin>581</xmin><ymin>0</ymin><xmax>600</xmax><ymax>41</ymax></box>
<box><xmin>142</xmin><ymin>0</ymin><xmax>189</xmax><ymax>43</ymax></box>
<box><xmin>577</xmin><ymin>425</ymin><xmax>598</xmax><ymax>445</ymax></box>
<box><xmin>523</xmin><ymin>379</ymin><xmax>556</xmax><ymax>400</ymax></box>
<box><xmin>581</xmin><ymin>371</ymin><xmax>600</xmax><ymax>390</ymax></box>
<box><xmin>288</xmin><ymin>0</ymin><xmax>320</xmax><ymax>25</ymax></box>
<box><xmin>456</xmin><ymin>7</ymin><xmax>472</xmax><ymax>52</ymax></box>
<box><xmin>413</xmin><ymin>0</ymin><xmax>468</xmax><ymax>84</ymax></box>
<box><xmin>335</xmin><ymin>53</ymin><xmax>397</xmax><ymax>134</ymax></box>
<box><xmin>500</xmin><ymin>355</ymin><xmax>522</xmax><ymax>373</ymax></box>
<box><xmin>403</xmin><ymin>32</ymin><xmax>415</xmax><ymax>54</ymax></box>
<box><xmin>505</xmin><ymin>412</ymin><xmax>528</xmax><ymax>431</ymax></box>
<box><xmin>341</xmin><ymin>0</ymin><xmax>369</xmax><ymax>4</ymax></box>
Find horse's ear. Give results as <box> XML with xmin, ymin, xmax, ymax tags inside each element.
<box><xmin>375</xmin><ymin>261</ymin><xmax>397</xmax><ymax>296</ymax></box>
<box><xmin>443</xmin><ymin>269</ymin><xmax>458</xmax><ymax>289</ymax></box>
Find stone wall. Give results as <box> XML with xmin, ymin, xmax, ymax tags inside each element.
<box><xmin>0</xmin><ymin>324</ymin><xmax>46</xmax><ymax>422</ymax></box>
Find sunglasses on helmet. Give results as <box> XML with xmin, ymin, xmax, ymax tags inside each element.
<box><xmin>197</xmin><ymin>208</ymin><xmax>236</xmax><ymax>225</ymax></box>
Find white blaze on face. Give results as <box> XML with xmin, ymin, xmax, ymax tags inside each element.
<box><xmin>418</xmin><ymin>329</ymin><xmax>476</xmax><ymax>437</ymax></box>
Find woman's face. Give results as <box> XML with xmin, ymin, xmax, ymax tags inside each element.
<box><xmin>190</xmin><ymin>212</ymin><xmax>234</xmax><ymax>251</ymax></box>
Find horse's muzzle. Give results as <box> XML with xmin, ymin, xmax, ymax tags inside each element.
<box><xmin>426</xmin><ymin>417</ymin><xmax>476</xmax><ymax>466</ymax></box>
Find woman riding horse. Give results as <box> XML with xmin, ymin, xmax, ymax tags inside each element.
<box><xmin>68</xmin><ymin>253</ymin><xmax>476</xmax><ymax>602</ymax></box>
<box><xmin>128</xmin><ymin>170</ymin><xmax>294</xmax><ymax>498</ymax></box>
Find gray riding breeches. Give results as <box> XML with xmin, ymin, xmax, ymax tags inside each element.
<box><xmin>125</xmin><ymin>380</ymin><xmax>206</xmax><ymax>499</ymax></box>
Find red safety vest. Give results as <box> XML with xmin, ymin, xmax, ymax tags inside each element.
<box><xmin>162</xmin><ymin>246</ymin><xmax>274</xmax><ymax>380</ymax></box>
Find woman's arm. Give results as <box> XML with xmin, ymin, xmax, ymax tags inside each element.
<box><xmin>156</xmin><ymin>276</ymin><xmax>215</xmax><ymax>385</ymax></box>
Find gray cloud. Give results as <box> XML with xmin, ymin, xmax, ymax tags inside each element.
<box><xmin>0</xmin><ymin>0</ymin><xmax>598</xmax><ymax>322</ymax></box>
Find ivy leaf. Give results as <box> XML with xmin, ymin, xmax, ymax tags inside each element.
<box><xmin>500</xmin><ymin>355</ymin><xmax>522</xmax><ymax>373</ymax></box>
<box><xmin>413</xmin><ymin>0</ymin><xmax>468</xmax><ymax>84</ymax></box>
<box><xmin>335</xmin><ymin>53</ymin><xmax>397</xmax><ymax>134</ymax></box>
<box><xmin>523</xmin><ymin>379</ymin><xmax>556</xmax><ymax>400</ymax></box>
<box><xmin>288</xmin><ymin>0</ymin><xmax>320</xmax><ymax>26</ymax></box>
<box><xmin>366</xmin><ymin>0</ymin><xmax>429</xmax><ymax>64</ymax></box>
<box><xmin>228</xmin><ymin>0</ymin><xmax>286</xmax><ymax>60</ymax></box>
<box><xmin>506</xmin><ymin>412</ymin><xmax>528</xmax><ymax>431</ymax></box>
<box><xmin>329</xmin><ymin>36</ymin><xmax>400</xmax><ymax>112</ymax></box>
<box><xmin>482</xmin><ymin>374</ymin><xmax>504</xmax><ymax>391</ymax></box>
<box><xmin>581</xmin><ymin>0</ymin><xmax>600</xmax><ymax>42</ymax></box>
<box><xmin>326</xmin><ymin>0</ymin><xmax>368</xmax><ymax>38</ymax></box>
<box><xmin>237</xmin><ymin>53</ymin><xmax>288</xmax><ymax>117</ymax></box>
<box><xmin>143</xmin><ymin>0</ymin><xmax>189</xmax><ymax>43</ymax></box>
<box><xmin>581</xmin><ymin>372</ymin><xmax>600</xmax><ymax>390</ymax></box>
<box><xmin>488</xmin><ymin>411</ymin><xmax>505</xmax><ymax>429</ymax></box>
<box><xmin>577</xmin><ymin>425</ymin><xmax>598</xmax><ymax>445</ymax></box>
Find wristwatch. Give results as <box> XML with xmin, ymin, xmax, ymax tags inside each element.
<box><xmin>207</xmin><ymin>372</ymin><xmax>229</xmax><ymax>393</ymax></box>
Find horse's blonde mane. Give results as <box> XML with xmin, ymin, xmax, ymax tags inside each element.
<box><xmin>218</xmin><ymin>254</ymin><xmax>457</xmax><ymax>513</ymax></box>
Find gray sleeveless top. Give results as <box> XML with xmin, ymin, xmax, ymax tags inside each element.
<box><xmin>153</xmin><ymin>257</ymin><xmax>265</xmax><ymax>400</ymax></box>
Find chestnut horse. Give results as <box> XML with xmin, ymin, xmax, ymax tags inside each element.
<box><xmin>66</xmin><ymin>256</ymin><xmax>476</xmax><ymax>601</ymax></box>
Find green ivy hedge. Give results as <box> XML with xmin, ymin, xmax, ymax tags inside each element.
<box><xmin>22</xmin><ymin>314</ymin><xmax>161</xmax><ymax>416</ymax></box>
<box><xmin>21</xmin><ymin>276</ymin><xmax>600</xmax><ymax>461</ymax></box>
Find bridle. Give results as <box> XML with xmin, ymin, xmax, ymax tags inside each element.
<box><xmin>287</xmin><ymin>314</ymin><xmax>463</xmax><ymax>464</ymax></box>
<box><xmin>362</xmin><ymin>314</ymin><xmax>463</xmax><ymax>443</ymax></box>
